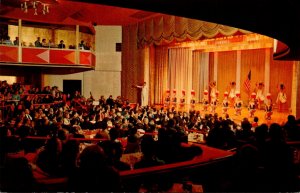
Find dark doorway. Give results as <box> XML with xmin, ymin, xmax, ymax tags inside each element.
<box><xmin>63</xmin><ymin>80</ymin><xmax>82</xmax><ymax>96</ymax></box>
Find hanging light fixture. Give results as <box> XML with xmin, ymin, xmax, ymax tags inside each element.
<box><xmin>20</xmin><ymin>0</ymin><xmax>52</xmax><ymax>15</ymax></box>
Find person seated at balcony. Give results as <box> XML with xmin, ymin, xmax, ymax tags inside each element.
<box><xmin>48</xmin><ymin>39</ymin><xmax>56</xmax><ymax>48</ymax></box>
<box><xmin>79</xmin><ymin>40</ymin><xmax>85</xmax><ymax>50</ymax></box>
<box><xmin>58</xmin><ymin>40</ymin><xmax>66</xmax><ymax>49</ymax></box>
<box><xmin>69</xmin><ymin>45</ymin><xmax>75</xmax><ymax>49</ymax></box>
<box><xmin>13</xmin><ymin>36</ymin><xmax>19</xmax><ymax>46</ymax></box>
<box><xmin>3</xmin><ymin>35</ymin><xmax>13</xmax><ymax>45</ymax></box>
<box><xmin>41</xmin><ymin>38</ymin><xmax>48</xmax><ymax>47</ymax></box>
<box><xmin>34</xmin><ymin>37</ymin><xmax>42</xmax><ymax>47</ymax></box>
<box><xmin>85</xmin><ymin>42</ymin><xmax>91</xmax><ymax>50</ymax></box>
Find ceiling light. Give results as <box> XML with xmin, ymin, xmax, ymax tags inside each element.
<box><xmin>21</xmin><ymin>0</ymin><xmax>50</xmax><ymax>15</ymax></box>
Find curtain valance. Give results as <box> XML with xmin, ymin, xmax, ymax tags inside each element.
<box><xmin>137</xmin><ymin>15</ymin><xmax>251</xmax><ymax>48</ymax></box>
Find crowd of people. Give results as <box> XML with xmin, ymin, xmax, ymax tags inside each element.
<box><xmin>0</xmin><ymin>35</ymin><xmax>92</xmax><ymax>50</ymax></box>
<box><xmin>0</xmin><ymin>80</ymin><xmax>299</xmax><ymax>191</ymax></box>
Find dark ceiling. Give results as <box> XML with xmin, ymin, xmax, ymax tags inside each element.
<box><xmin>1</xmin><ymin>0</ymin><xmax>300</xmax><ymax>60</ymax></box>
<box><xmin>69</xmin><ymin>0</ymin><xmax>300</xmax><ymax>61</ymax></box>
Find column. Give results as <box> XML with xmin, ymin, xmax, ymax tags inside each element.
<box><xmin>264</xmin><ymin>48</ymin><xmax>270</xmax><ymax>94</ymax></box>
<box><xmin>75</xmin><ymin>25</ymin><xmax>80</xmax><ymax>64</ymax></box>
<box><xmin>236</xmin><ymin>50</ymin><xmax>241</xmax><ymax>91</ymax></box>
<box><xmin>18</xmin><ymin>19</ymin><xmax>22</xmax><ymax>62</ymax></box>
<box><xmin>291</xmin><ymin>61</ymin><xmax>300</xmax><ymax>118</ymax></box>
<box><xmin>213</xmin><ymin>52</ymin><xmax>218</xmax><ymax>83</ymax></box>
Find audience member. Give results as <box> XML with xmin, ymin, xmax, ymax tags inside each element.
<box><xmin>13</xmin><ymin>36</ymin><xmax>19</xmax><ymax>45</ymax></box>
<box><xmin>68</xmin><ymin>145</ymin><xmax>121</xmax><ymax>192</ymax></box>
<box><xmin>58</xmin><ymin>40</ymin><xmax>66</xmax><ymax>49</ymax></box>
<box><xmin>34</xmin><ymin>37</ymin><xmax>42</xmax><ymax>47</ymax></box>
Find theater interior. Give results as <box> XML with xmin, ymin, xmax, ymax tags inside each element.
<box><xmin>0</xmin><ymin>0</ymin><xmax>300</xmax><ymax>192</ymax></box>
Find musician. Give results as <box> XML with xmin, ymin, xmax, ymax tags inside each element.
<box><xmin>228</xmin><ymin>81</ymin><xmax>236</xmax><ymax>107</ymax></box>
<box><xmin>265</xmin><ymin>93</ymin><xmax>273</xmax><ymax>120</ymax></box>
<box><xmin>222</xmin><ymin>91</ymin><xmax>229</xmax><ymax>114</ymax></box>
<box><xmin>276</xmin><ymin>83</ymin><xmax>287</xmax><ymax>112</ymax></box>
<box><xmin>255</xmin><ymin>82</ymin><xmax>265</xmax><ymax>110</ymax></box>
<box><xmin>202</xmin><ymin>90</ymin><xmax>209</xmax><ymax>111</ymax></box>
<box><xmin>210</xmin><ymin>90</ymin><xmax>219</xmax><ymax>113</ymax></box>
<box><xmin>234</xmin><ymin>91</ymin><xmax>243</xmax><ymax>116</ymax></box>
<box><xmin>248</xmin><ymin>92</ymin><xmax>257</xmax><ymax>117</ymax></box>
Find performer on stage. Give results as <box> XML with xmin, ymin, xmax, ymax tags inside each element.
<box><xmin>210</xmin><ymin>97</ymin><xmax>217</xmax><ymax>114</ymax></box>
<box><xmin>180</xmin><ymin>89</ymin><xmax>186</xmax><ymax>109</ymax></box>
<box><xmin>276</xmin><ymin>83</ymin><xmax>287</xmax><ymax>112</ymax></box>
<box><xmin>265</xmin><ymin>93</ymin><xmax>273</xmax><ymax>120</ymax></box>
<box><xmin>133</xmin><ymin>81</ymin><xmax>148</xmax><ymax>107</ymax></box>
<box><xmin>248</xmin><ymin>92</ymin><xmax>257</xmax><ymax>118</ymax></box>
<box><xmin>228</xmin><ymin>81</ymin><xmax>236</xmax><ymax>107</ymax></box>
<box><xmin>202</xmin><ymin>89</ymin><xmax>209</xmax><ymax>112</ymax></box>
<box><xmin>171</xmin><ymin>89</ymin><xmax>177</xmax><ymax>108</ymax></box>
<box><xmin>222</xmin><ymin>91</ymin><xmax>229</xmax><ymax>114</ymax></box>
<box><xmin>255</xmin><ymin>82</ymin><xmax>265</xmax><ymax>110</ymax></box>
<box><xmin>190</xmin><ymin>90</ymin><xmax>196</xmax><ymax>110</ymax></box>
<box><xmin>234</xmin><ymin>91</ymin><xmax>243</xmax><ymax>116</ymax></box>
<box><xmin>209</xmin><ymin>81</ymin><xmax>217</xmax><ymax>102</ymax></box>
<box><xmin>164</xmin><ymin>89</ymin><xmax>170</xmax><ymax>108</ymax></box>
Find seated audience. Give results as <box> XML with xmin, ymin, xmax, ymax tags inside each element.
<box><xmin>58</xmin><ymin>40</ymin><xmax>66</xmax><ymax>49</ymax></box>
<box><xmin>68</xmin><ymin>145</ymin><xmax>121</xmax><ymax>192</ymax></box>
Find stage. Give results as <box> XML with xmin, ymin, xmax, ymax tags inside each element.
<box><xmin>155</xmin><ymin>103</ymin><xmax>290</xmax><ymax>126</ymax></box>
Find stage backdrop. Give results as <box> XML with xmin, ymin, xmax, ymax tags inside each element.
<box><xmin>122</xmin><ymin>17</ymin><xmax>294</xmax><ymax>111</ymax></box>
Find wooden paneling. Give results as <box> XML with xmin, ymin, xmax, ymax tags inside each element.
<box><xmin>217</xmin><ymin>51</ymin><xmax>237</xmax><ymax>99</ymax></box>
<box><xmin>240</xmin><ymin>49</ymin><xmax>265</xmax><ymax>103</ymax></box>
<box><xmin>270</xmin><ymin>59</ymin><xmax>293</xmax><ymax>112</ymax></box>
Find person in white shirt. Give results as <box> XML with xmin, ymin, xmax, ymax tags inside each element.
<box><xmin>134</xmin><ymin>82</ymin><xmax>148</xmax><ymax>107</ymax></box>
<box><xmin>276</xmin><ymin>83</ymin><xmax>287</xmax><ymax>112</ymax></box>
<box><xmin>255</xmin><ymin>82</ymin><xmax>265</xmax><ymax>110</ymax></box>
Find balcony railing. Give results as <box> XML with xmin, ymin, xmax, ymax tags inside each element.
<box><xmin>0</xmin><ymin>44</ymin><xmax>95</xmax><ymax>67</ymax></box>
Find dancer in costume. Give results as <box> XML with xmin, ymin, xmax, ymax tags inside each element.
<box><xmin>210</xmin><ymin>81</ymin><xmax>217</xmax><ymax>102</ymax></box>
<box><xmin>164</xmin><ymin>89</ymin><xmax>170</xmax><ymax>108</ymax></box>
<box><xmin>202</xmin><ymin>89</ymin><xmax>209</xmax><ymax>112</ymax></box>
<box><xmin>179</xmin><ymin>89</ymin><xmax>186</xmax><ymax>109</ymax></box>
<box><xmin>255</xmin><ymin>82</ymin><xmax>265</xmax><ymax>110</ymax></box>
<box><xmin>222</xmin><ymin>91</ymin><xmax>229</xmax><ymax>114</ymax></box>
<box><xmin>265</xmin><ymin>93</ymin><xmax>273</xmax><ymax>120</ymax></box>
<box><xmin>276</xmin><ymin>83</ymin><xmax>287</xmax><ymax>112</ymax></box>
<box><xmin>248</xmin><ymin>92</ymin><xmax>257</xmax><ymax>118</ymax></box>
<box><xmin>234</xmin><ymin>91</ymin><xmax>243</xmax><ymax>116</ymax></box>
<box><xmin>171</xmin><ymin>89</ymin><xmax>177</xmax><ymax>108</ymax></box>
<box><xmin>190</xmin><ymin>90</ymin><xmax>196</xmax><ymax>110</ymax></box>
<box><xmin>228</xmin><ymin>81</ymin><xmax>236</xmax><ymax>107</ymax></box>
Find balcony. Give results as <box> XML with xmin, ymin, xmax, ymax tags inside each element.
<box><xmin>0</xmin><ymin>44</ymin><xmax>95</xmax><ymax>74</ymax></box>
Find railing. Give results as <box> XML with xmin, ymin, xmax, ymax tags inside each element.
<box><xmin>0</xmin><ymin>45</ymin><xmax>95</xmax><ymax>67</ymax></box>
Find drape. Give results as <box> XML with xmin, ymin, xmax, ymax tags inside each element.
<box><xmin>168</xmin><ymin>47</ymin><xmax>193</xmax><ymax>103</ymax></box>
<box><xmin>217</xmin><ymin>51</ymin><xmax>237</xmax><ymax>100</ymax></box>
<box><xmin>192</xmin><ymin>51</ymin><xmax>209</xmax><ymax>102</ymax></box>
<box><xmin>137</xmin><ymin>15</ymin><xmax>251</xmax><ymax>48</ymax></box>
<box><xmin>241</xmin><ymin>49</ymin><xmax>265</xmax><ymax>103</ymax></box>
<box><xmin>270</xmin><ymin>57</ymin><xmax>293</xmax><ymax>111</ymax></box>
<box><xmin>151</xmin><ymin>46</ymin><xmax>169</xmax><ymax>104</ymax></box>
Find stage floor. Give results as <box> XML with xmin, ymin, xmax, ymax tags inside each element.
<box><xmin>156</xmin><ymin>103</ymin><xmax>290</xmax><ymax>126</ymax></box>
